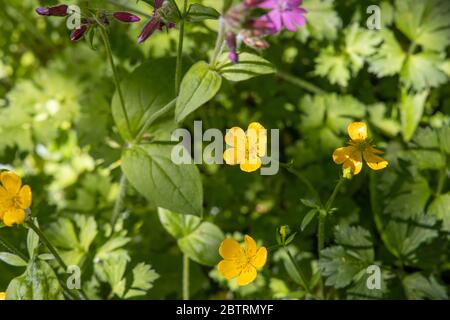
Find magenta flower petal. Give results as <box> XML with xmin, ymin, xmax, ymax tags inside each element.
<box><xmin>154</xmin><ymin>0</ymin><xmax>165</xmax><ymax>9</ymax></box>
<box><xmin>137</xmin><ymin>18</ymin><xmax>159</xmax><ymax>44</ymax></box>
<box><xmin>70</xmin><ymin>25</ymin><xmax>88</xmax><ymax>41</ymax></box>
<box><xmin>282</xmin><ymin>10</ymin><xmax>305</xmax><ymax>31</ymax></box>
<box><xmin>113</xmin><ymin>12</ymin><xmax>141</xmax><ymax>23</ymax></box>
<box><xmin>36</xmin><ymin>4</ymin><xmax>69</xmax><ymax>17</ymax></box>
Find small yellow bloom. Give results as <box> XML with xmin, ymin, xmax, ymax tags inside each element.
<box><xmin>223</xmin><ymin>122</ymin><xmax>267</xmax><ymax>173</ymax></box>
<box><xmin>217</xmin><ymin>235</ymin><xmax>267</xmax><ymax>286</ymax></box>
<box><xmin>0</xmin><ymin>292</ymin><xmax>5</xmax><ymax>300</ymax></box>
<box><xmin>0</xmin><ymin>171</ymin><xmax>32</xmax><ymax>227</ymax></box>
<box><xmin>333</xmin><ymin>122</ymin><xmax>388</xmax><ymax>175</ymax></box>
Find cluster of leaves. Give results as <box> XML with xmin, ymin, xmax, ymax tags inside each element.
<box><xmin>0</xmin><ymin>0</ymin><xmax>449</xmax><ymax>299</ymax></box>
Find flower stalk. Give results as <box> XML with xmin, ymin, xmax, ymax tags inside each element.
<box><xmin>283</xmin><ymin>246</ymin><xmax>311</xmax><ymax>294</ymax></box>
<box><xmin>98</xmin><ymin>26</ymin><xmax>132</xmax><ymax>137</ymax></box>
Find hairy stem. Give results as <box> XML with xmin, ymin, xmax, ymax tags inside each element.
<box><xmin>182</xmin><ymin>254</ymin><xmax>190</xmax><ymax>300</ymax></box>
<box><xmin>176</xmin><ymin>0</ymin><xmax>189</xmax><ymax>94</ymax></box>
<box><xmin>210</xmin><ymin>17</ymin><xmax>226</xmax><ymax>66</ymax></box>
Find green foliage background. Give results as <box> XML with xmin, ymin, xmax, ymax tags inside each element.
<box><xmin>0</xmin><ymin>0</ymin><xmax>449</xmax><ymax>299</ymax></box>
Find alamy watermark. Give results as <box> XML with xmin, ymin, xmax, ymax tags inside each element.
<box><xmin>170</xmin><ymin>121</ymin><xmax>280</xmax><ymax>175</ymax></box>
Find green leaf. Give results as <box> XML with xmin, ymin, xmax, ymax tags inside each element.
<box><xmin>299</xmin><ymin>94</ymin><xmax>365</xmax><ymax>151</ymax></box>
<box><xmin>6</xmin><ymin>260</ymin><xmax>64</xmax><ymax>300</ymax></box>
<box><xmin>314</xmin><ymin>47</ymin><xmax>350</xmax><ymax>87</ymax></box>
<box><xmin>178</xmin><ymin>221</ymin><xmax>224</xmax><ymax>266</ymax></box>
<box><xmin>395</xmin><ymin>0</ymin><xmax>450</xmax><ymax>52</ymax></box>
<box><xmin>158</xmin><ymin>208</ymin><xmax>224</xmax><ymax>266</ymax></box>
<box><xmin>403</xmin><ymin>273</ymin><xmax>448</xmax><ymax>300</ymax></box>
<box><xmin>383</xmin><ymin>213</ymin><xmax>438</xmax><ymax>261</ymax></box>
<box><xmin>334</xmin><ymin>225</ymin><xmax>374</xmax><ymax>262</ymax></box>
<box><xmin>158</xmin><ymin>207</ymin><xmax>201</xmax><ymax>239</ymax></box>
<box><xmin>0</xmin><ymin>252</ymin><xmax>27</xmax><ymax>267</ymax></box>
<box><xmin>368</xmin><ymin>103</ymin><xmax>401</xmax><ymax>137</ymax></box>
<box><xmin>301</xmin><ymin>209</ymin><xmax>317</xmax><ymax>231</ymax></box>
<box><xmin>438</xmin><ymin>126</ymin><xmax>450</xmax><ymax>154</ymax></box>
<box><xmin>124</xmin><ymin>263</ymin><xmax>159</xmax><ymax>299</ymax></box>
<box><xmin>215</xmin><ymin>52</ymin><xmax>275</xmax><ymax>82</ymax></box>
<box><xmin>319</xmin><ymin>246</ymin><xmax>361</xmax><ymax>288</ymax></box>
<box><xmin>368</xmin><ymin>30</ymin><xmax>406</xmax><ymax>77</ymax></box>
<box><xmin>297</xmin><ymin>0</ymin><xmax>341</xmax><ymax>41</ymax></box>
<box><xmin>401</xmin><ymin>53</ymin><xmax>448</xmax><ymax>91</ymax></box>
<box><xmin>175</xmin><ymin>61</ymin><xmax>222</xmax><ymax>122</ymax></box>
<box><xmin>122</xmin><ymin>144</ymin><xmax>203</xmax><ymax>216</ymax></box>
<box><xmin>428</xmin><ymin>193</ymin><xmax>450</xmax><ymax>232</ymax></box>
<box><xmin>112</xmin><ymin>59</ymin><xmax>176</xmax><ymax>140</ymax></box>
<box><xmin>314</xmin><ymin>24</ymin><xmax>381</xmax><ymax>87</ymax></box>
<box><xmin>185</xmin><ymin>4</ymin><xmax>220</xmax><ymax>22</ymax></box>
<box><xmin>400</xmin><ymin>90</ymin><xmax>428</xmax><ymax>142</ymax></box>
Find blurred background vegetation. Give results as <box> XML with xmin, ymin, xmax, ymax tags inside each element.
<box><xmin>0</xmin><ymin>0</ymin><xmax>449</xmax><ymax>299</ymax></box>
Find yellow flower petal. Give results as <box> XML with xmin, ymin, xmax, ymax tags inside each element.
<box><xmin>251</xmin><ymin>247</ymin><xmax>267</xmax><ymax>268</ymax></box>
<box><xmin>217</xmin><ymin>260</ymin><xmax>241</xmax><ymax>280</ymax></box>
<box><xmin>332</xmin><ymin>146</ymin><xmax>356</xmax><ymax>164</ymax></box>
<box><xmin>240</xmin><ymin>157</ymin><xmax>262</xmax><ymax>172</ymax></box>
<box><xmin>363</xmin><ymin>149</ymin><xmax>388</xmax><ymax>171</ymax></box>
<box><xmin>225</xmin><ymin>127</ymin><xmax>246</xmax><ymax>147</ymax></box>
<box><xmin>0</xmin><ymin>172</ymin><xmax>22</xmax><ymax>195</ymax></box>
<box><xmin>219</xmin><ymin>238</ymin><xmax>243</xmax><ymax>260</ymax></box>
<box><xmin>237</xmin><ymin>264</ymin><xmax>257</xmax><ymax>286</ymax></box>
<box><xmin>0</xmin><ymin>292</ymin><xmax>5</xmax><ymax>300</ymax></box>
<box><xmin>247</xmin><ymin>122</ymin><xmax>267</xmax><ymax>157</ymax></box>
<box><xmin>347</xmin><ymin>122</ymin><xmax>367</xmax><ymax>141</ymax></box>
<box><xmin>343</xmin><ymin>149</ymin><xmax>363</xmax><ymax>175</ymax></box>
<box><xmin>18</xmin><ymin>185</ymin><xmax>32</xmax><ymax>210</ymax></box>
<box><xmin>223</xmin><ymin>147</ymin><xmax>245</xmax><ymax>165</ymax></box>
<box><xmin>244</xmin><ymin>235</ymin><xmax>257</xmax><ymax>256</ymax></box>
<box><xmin>3</xmin><ymin>208</ymin><xmax>26</xmax><ymax>227</ymax></box>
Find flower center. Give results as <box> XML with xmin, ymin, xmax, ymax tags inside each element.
<box><xmin>12</xmin><ymin>195</ymin><xmax>23</xmax><ymax>209</ymax></box>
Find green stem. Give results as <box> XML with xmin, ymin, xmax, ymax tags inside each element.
<box><xmin>318</xmin><ymin>177</ymin><xmax>345</xmax><ymax>257</ymax></box>
<box><xmin>324</xmin><ymin>177</ymin><xmax>345</xmax><ymax>212</ymax></box>
<box><xmin>277</xmin><ymin>71</ymin><xmax>325</xmax><ymax>95</ymax></box>
<box><xmin>317</xmin><ymin>211</ymin><xmax>326</xmax><ymax>257</ymax></box>
<box><xmin>182</xmin><ymin>254</ymin><xmax>190</xmax><ymax>300</ymax></box>
<box><xmin>210</xmin><ymin>17</ymin><xmax>226</xmax><ymax>66</ymax></box>
<box><xmin>110</xmin><ymin>173</ymin><xmax>128</xmax><ymax>229</ymax></box>
<box><xmin>99</xmin><ymin>27</ymin><xmax>131</xmax><ymax>137</ymax></box>
<box><xmin>284</xmin><ymin>247</ymin><xmax>311</xmax><ymax>294</ymax></box>
<box><xmin>134</xmin><ymin>98</ymin><xmax>177</xmax><ymax>143</ymax></box>
<box><xmin>176</xmin><ymin>0</ymin><xmax>189</xmax><ymax>94</ymax></box>
<box><xmin>25</xmin><ymin>221</ymin><xmax>88</xmax><ymax>300</ymax></box>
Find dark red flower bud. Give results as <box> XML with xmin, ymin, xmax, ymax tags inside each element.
<box><xmin>36</xmin><ymin>4</ymin><xmax>69</xmax><ymax>17</ymax></box>
<box><xmin>70</xmin><ymin>25</ymin><xmax>88</xmax><ymax>42</ymax></box>
<box><xmin>137</xmin><ymin>18</ymin><xmax>160</xmax><ymax>44</ymax></box>
<box><xmin>244</xmin><ymin>0</ymin><xmax>266</xmax><ymax>7</ymax></box>
<box><xmin>113</xmin><ymin>12</ymin><xmax>141</xmax><ymax>23</ymax></box>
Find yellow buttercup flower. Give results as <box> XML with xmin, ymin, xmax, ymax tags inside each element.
<box><xmin>333</xmin><ymin>122</ymin><xmax>388</xmax><ymax>175</ymax></box>
<box><xmin>223</xmin><ymin>122</ymin><xmax>267</xmax><ymax>173</ymax></box>
<box><xmin>0</xmin><ymin>292</ymin><xmax>5</xmax><ymax>300</ymax></box>
<box><xmin>0</xmin><ymin>171</ymin><xmax>32</xmax><ymax>227</ymax></box>
<box><xmin>217</xmin><ymin>235</ymin><xmax>267</xmax><ymax>286</ymax></box>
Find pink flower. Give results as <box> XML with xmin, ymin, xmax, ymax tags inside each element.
<box><xmin>258</xmin><ymin>0</ymin><xmax>306</xmax><ymax>33</ymax></box>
